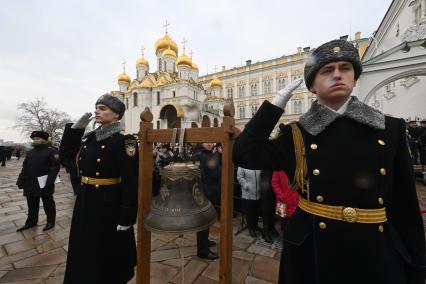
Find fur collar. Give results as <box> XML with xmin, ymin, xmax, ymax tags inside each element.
<box><xmin>299</xmin><ymin>97</ymin><xmax>385</xmax><ymax>136</ymax></box>
<box><xmin>83</xmin><ymin>122</ymin><xmax>123</xmax><ymax>141</ymax></box>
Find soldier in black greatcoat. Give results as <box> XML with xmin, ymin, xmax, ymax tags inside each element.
<box><xmin>233</xmin><ymin>40</ymin><xmax>425</xmax><ymax>284</ymax></box>
<box><xmin>61</xmin><ymin>94</ymin><xmax>138</xmax><ymax>284</ymax></box>
<box><xmin>16</xmin><ymin>131</ymin><xmax>60</xmax><ymax>232</ymax></box>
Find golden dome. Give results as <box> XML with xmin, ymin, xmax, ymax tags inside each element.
<box><xmin>136</xmin><ymin>57</ymin><xmax>149</xmax><ymax>67</ymax></box>
<box><xmin>192</xmin><ymin>62</ymin><xmax>199</xmax><ymax>70</ymax></box>
<box><xmin>118</xmin><ymin>72</ymin><xmax>131</xmax><ymax>83</ymax></box>
<box><xmin>155</xmin><ymin>32</ymin><xmax>178</xmax><ymax>54</ymax></box>
<box><xmin>210</xmin><ymin>76</ymin><xmax>222</xmax><ymax>88</ymax></box>
<box><xmin>162</xmin><ymin>47</ymin><xmax>177</xmax><ymax>58</ymax></box>
<box><xmin>176</xmin><ymin>53</ymin><xmax>192</xmax><ymax>67</ymax></box>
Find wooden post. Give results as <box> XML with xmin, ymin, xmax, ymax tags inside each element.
<box><xmin>219</xmin><ymin>103</ymin><xmax>236</xmax><ymax>284</ymax></box>
<box><xmin>136</xmin><ymin>103</ymin><xmax>237</xmax><ymax>284</ymax></box>
<box><xmin>136</xmin><ymin>108</ymin><xmax>153</xmax><ymax>284</ymax></box>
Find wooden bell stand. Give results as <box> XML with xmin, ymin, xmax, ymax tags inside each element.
<box><xmin>136</xmin><ymin>102</ymin><xmax>239</xmax><ymax>284</ymax></box>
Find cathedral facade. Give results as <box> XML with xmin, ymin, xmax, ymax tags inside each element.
<box><xmin>110</xmin><ymin>30</ymin><xmax>227</xmax><ymax>134</ymax></box>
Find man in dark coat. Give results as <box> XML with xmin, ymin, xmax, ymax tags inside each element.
<box><xmin>16</xmin><ymin>131</ymin><xmax>60</xmax><ymax>232</ymax></box>
<box><xmin>0</xmin><ymin>145</ymin><xmax>6</xmax><ymax>166</ymax></box>
<box><xmin>233</xmin><ymin>39</ymin><xmax>425</xmax><ymax>284</ymax></box>
<box><xmin>60</xmin><ymin>94</ymin><xmax>138</xmax><ymax>284</ymax></box>
<box><xmin>407</xmin><ymin>120</ymin><xmax>421</xmax><ymax>164</ymax></box>
<box><xmin>191</xmin><ymin>142</ymin><xmax>221</xmax><ymax>260</ymax></box>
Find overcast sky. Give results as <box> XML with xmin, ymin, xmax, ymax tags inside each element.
<box><xmin>0</xmin><ymin>0</ymin><xmax>391</xmax><ymax>143</ymax></box>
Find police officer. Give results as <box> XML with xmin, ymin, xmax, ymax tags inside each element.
<box><xmin>60</xmin><ymin>94</ymin><xmax>138</xmax><ymax>284</ymax></box>
<box><xmin>16</xmin><ymin>131</ymin><xmax>60</xmax><ymax>232</ymax></box>
<box><xmin>233</xmin><ymin>40</ymin><xmax>425</xmax><ymax>283</ymax></box>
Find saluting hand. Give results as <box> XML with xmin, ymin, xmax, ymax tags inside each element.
<box><xmin>271</xmin><ymin>78</ymin><xmax>303</xmax><ymax>110</ymax></box>
<box><xmin>72</xmin><ymin>112</ymin><xmax>92</xmax><ymax>129</ymax></box>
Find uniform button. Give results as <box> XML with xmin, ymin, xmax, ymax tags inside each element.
<box><xmin>378</xmin><ymin>225</ymin><xmax>384</xmax><ymax>232</ymax></box>
<box><xmin>319</xmin><ymin>222</ymin><xmax>327</xmax><ymax>229</ymax></box>
<box><xmin>97</xmin><ymin>158</ymin><xmax>101</xmax><ymax>163</ymax></box>
<box><xmin>378</xmin><ymin>197</ymin><xmax>384</xmax><ymax>205</ymax></box>
<box><xmin>83</xmin><ymin>145</ymin><xmax>87</xmax><ymax>149</ymax></box>
<box><xmin>95</xmin><ymin>184</ymin><xmax>99</xmax><ymax>188</ymax></box>
<box><xmin>79</xmin><ymin>157</ymin><xmax>82</xmax><ymax>161</ymax></box>
<box><xmin>79</xmin><ymin>170</ymin><xmax>82</xmax><ymax>174</ymax></box>
<box><xmin>310</xmin><ymin>144</ymin><xmax>318</xmax><ymax>150</ymax></box>
<box><xmin>96</xmin><ymin>172</ymin><xmax>100</xmax><ymax>176</ymax></box>
<box><xmin>80</xmin><ymin>182</ymin><xmax>83</xmax><ymax>186</ymax></box>
<box><xmin>380</xmin><ymin>168</ymin><xmax>386</xmax><ymax>175</ymax></box>
<box><xmin>313</xmin><ymin>169</ymin><xmax>320</xmax><ymax>176</ymax></box>
<box><xmin>378</xmin><ymin>140</ymin><xmax>385</xmax><ymax>146</ymax></box>
<box><xmin>316</xmin><ymin>195</ymin><xmax>324</xmax><ymax>203</ymax></box>
<box><xmin>101</xmin><ymin>145</ymin><xmax>105</xmax><ymax>149</ymax></box>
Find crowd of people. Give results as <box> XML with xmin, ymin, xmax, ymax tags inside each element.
<box><xmin>407</xmin><ymin>119</ymin><xmax>426</xmax><ymax>166</ymax></box>
<box><xmin>8</xmin><ymin>38</ymin><xmax>425</xmax><ymax>284</ymax></box>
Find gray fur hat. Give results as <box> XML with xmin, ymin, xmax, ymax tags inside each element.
<box><xmin>95</xmin><ymin>94</ymin><xmax>125</xmax><ymax>119</ymax></box>
<box><xmin>304</xmin><ymin>39</ymin><xmax>362</xmax><ymax>90</ymax></box>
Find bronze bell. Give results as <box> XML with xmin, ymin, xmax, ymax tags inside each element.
<box><xmin>143</xmin><ymin>162</ymin><xmax>217</xmax><ymax>233</ymax></box>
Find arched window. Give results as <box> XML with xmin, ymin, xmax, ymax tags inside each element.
<box><xmin>293</xmin><ymin>100</ymin><xmax>302</xmax><ymax>114</ymax></box>
<box><xmin>238</xmin><ymin>86</ymin><xmax>245</xmax><ymax>98</ymax></box>
<box><xmin>251</xmin><ymin>84</ymin><xmax>257</xmax><ymax>96</ymax></box>
<box><xmin>239</xmin><ymin>105</ymin><xmax>245</xmax><ymax>119</ymax></box>
<box><xmin>133</xmin><ymin>93</ymin><xmax>138</xmax><ymax>107</ymax></box>
<box><xmin>227</xmin><ymin>88</ymin><xmax>233</xmax><ymax>99</ymax></box>
<box><xmin>164</xmin><ymin>61</ymin><xmax>167</xmax><ymax>71</ymax></box>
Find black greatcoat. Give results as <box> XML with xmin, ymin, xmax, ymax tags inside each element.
<box><xmin>233</xmin><ymin>99</ymin><xmax>425</xmax><ymax>284</ymax></box>
<box><xmin>16</xmin><ymin>144</ymin><xmax>60</xmax><ymax>197</ymax></box>
<box><xmin>61</xmin><ymin>123</ymin><xmax>138</xmax><ymax>284</ymax></box>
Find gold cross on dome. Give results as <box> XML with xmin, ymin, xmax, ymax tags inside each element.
<box><xmin>189</xmin><ymin>50</ymin><xmax>194</xmax><ymax>59</ymax></box>
<box><xmin>122</xmin><ymin>59</ymin><xmax>126</xmax><ymax>72</ymax></box>
<box><xmin>163</xmin><ymin>20</ymin><xmax>170</xmax><ymax>33</ymax></box>
<box><xmin>181</xmin><ymin>37</ymin><xmax>187</xmax><ymax>53</ymax></box>
<box><xmin>141</xmin><ymin>46</ymin><xmax>145</xmax><ymax>57</ymax></box>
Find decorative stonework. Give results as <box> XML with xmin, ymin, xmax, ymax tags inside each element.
<box><xmin>401</xmin><ymin>23</ymin><xmax>426</xmax><ymax>42</ymax></box>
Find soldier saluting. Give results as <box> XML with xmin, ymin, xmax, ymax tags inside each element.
<box><xmin>233</xmin><ymin>40</ymin><xmax>425</xmax><ymax>283</ymax></box>
<box><xmin>61</xmin><ymin>94</ymin><xmax>138</xmax><ymax>284</ymax></box>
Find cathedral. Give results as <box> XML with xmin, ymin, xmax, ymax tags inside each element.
<box><xmin>109</xmin><ymin>28</ymin><xmax>228</xmax><ymax>134</ymax></box>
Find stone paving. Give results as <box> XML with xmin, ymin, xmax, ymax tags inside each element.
<box><xmin>0</xmin><ymin>158</ymin><xmax>425</xmax><ymax>284</ymax></box>
<box><xmin>0</xmin><ymin>159</ymin><xmax>283</xmax><ymax>284</ymax></box>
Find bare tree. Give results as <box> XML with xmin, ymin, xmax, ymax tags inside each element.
<box><xmin>15</xmin><ymin>97</ymin><xmax>72</xmax><ymax>144</ymax></box>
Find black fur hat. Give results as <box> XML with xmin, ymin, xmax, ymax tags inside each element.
<box><xmin>95</xmin><ymin>94</ymin><xmax>125</xmax><ymax>119</ymax></box>
<box><xmin>304</xmin><ymin>39</ymin><xmax>362</xmax><ymax>90</ymax></box>
<box><xmin>30</xmin><ymin>131</ymin><xmax>49</xmax><ymax>140</ymax></box>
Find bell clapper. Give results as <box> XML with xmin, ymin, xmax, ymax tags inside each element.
<box><xmin>179</xmin><ymin>234</ymin><xmax>185</xmax><ymax>284</ymax></box>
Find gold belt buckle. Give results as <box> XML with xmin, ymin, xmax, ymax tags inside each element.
<box><xmin>82</xmin><ymin>176</ymin><xmax>89</xmax><ymax>184</ymax></box>
<box><xmin>342</xmin><ymin>207</ymin><xmax>358</xmax><ymax>223</ymax></box>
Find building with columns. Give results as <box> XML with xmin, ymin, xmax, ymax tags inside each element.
<box><xmin>354</xmin><ymin>0</ymin><xmax>426</xmax><ymax>121</ymax></box>
<box><xmin>198</xmin><ymin>33</ymin><xmax>369</xmax><ymax>130</ymax></box>
<box><xmin>110</xmin><ymin>29</ymin><xmax>227</xmax><ymax>134</ymax></box>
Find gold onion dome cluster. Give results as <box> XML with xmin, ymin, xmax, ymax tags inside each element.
<box><xmin>118</xmin><ymin>72</ymin><xmax>131</xmax><ymax>83</ymax></box>
<box><xmin>210</xmin><ymin>77</ymin><xmax>222</xmax><ymax>88</ymax></box>
<box><xmin>155</xmin><ymin>32</ymin><xmax>178</xmax><ymax>54</ymax></box>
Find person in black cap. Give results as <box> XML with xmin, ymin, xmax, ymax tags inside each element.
<box><xmin>419</xmin><ymin>119</ymin><xmax>426</xmax><ymax>165</ymax></box>
<box><xmin>60</xmin><ymin>94</ymin><xmax>138</xmax><ymax>284</ymax></box>
<box><xmin>407</xmin><ymin>120</ymin><xmax>421</xmax><ymax>164</ymax></box>
<box><xmin>16</xmin><ymin>131</ymin><xmax>60</xmax><ymax>232</ymax></box>
<box><xmin>233</xmin><ymin>39</ymin><xmax>425</xmax><ymax>283</ymax></box>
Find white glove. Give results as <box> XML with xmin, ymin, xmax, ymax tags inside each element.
<box><xmin>271</xmin><ymin>78</ymin><xmax>303</xmax><ymax>110</ymax></box>
<box><xmin>116</xmin><ymin>225</ymin><xmax>132</xmax><ymax>231</ymax></box>
<box><xmin>72</xmin><ymin>112</ymin><xmax>92</xmax><ymax>129</ymax></box>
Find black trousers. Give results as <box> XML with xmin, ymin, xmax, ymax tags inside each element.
<box><xmin>25</xmin><ymin>195</ymin><xmax>56</xmax><ymax>225</ymax></box>
<box><xmin>261</xmin><ymin>188</ymin><xmax>276</xmax><ymax>233</ymax></box>
<box><xmin>197</xmin><ymin>228</ymin><xmax>210</xmax><ymax>254</ymax></box>
<box><xmin>243</xmin><ymin>199</ymin><xmax>260</xmax><ymax>230</ymax></box>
